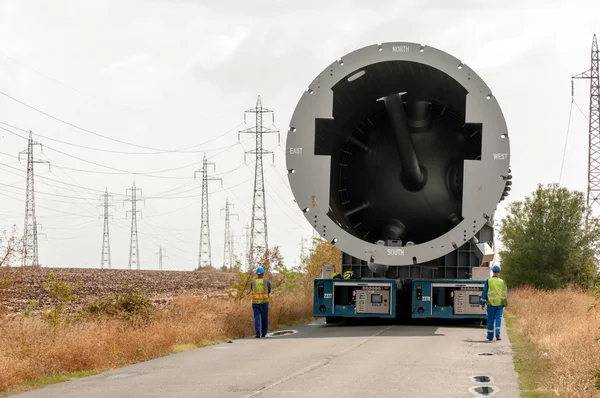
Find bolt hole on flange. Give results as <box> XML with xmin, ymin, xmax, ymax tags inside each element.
<box><xmin>468</xmin><ymin>385</ymin><xmax>498</xmax><ymax>396</ymax></box>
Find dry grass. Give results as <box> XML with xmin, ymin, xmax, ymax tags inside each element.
<box><xmin>507</xmin><ymin>287</ymin><xmax>600</xmax><ymax>397</ymax></box>
<box><xmin>0</xmin><ymin>290</ymin><xmax>313</xmax><ymax>394</ymax></box>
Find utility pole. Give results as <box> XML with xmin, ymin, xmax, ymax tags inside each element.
<box><xmin>194</xmin><ymin>153</ymin><xmax>222</xmax><ymax>269</ymax></box>
<box><xmin>124</xmin><ymin>182</ymin><xmax>144</xmax><ymax>270</ymax></box>
<box><xmin>98</xmin><ymin>188</ymin><xmax>114</xmax><ymax>269</ymax></box>
<box><xmin>573</xmin><ymin>33</ymin><xmax>600</xmax><ymax>224</ymax></box>
<box><xmin>19</xmin><ymin>131</ymin><xmax>49</xmax><ymax>266</ymax></box>
<box><xmin>239</xmin><ymin>96</ymin><xmax>280</xmax><ymax>270</ymax></box>
<box><xmin>157</xmin><ymin>246</ymin><xmax>167</xmax><ymax>270</ymax></box>
<box><xmin>221</xmin><ymin>197</ymin><xmax>239</xmax><ymax>270</ymax></box>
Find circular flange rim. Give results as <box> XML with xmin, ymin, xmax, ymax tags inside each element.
<box><xmin>285</xmin><ymin>42</ymin><xmax>510</xmax><ymax>266</ymax></box>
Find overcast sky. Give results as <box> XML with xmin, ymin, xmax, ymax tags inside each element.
<box><xmin>0</xmin><ymin>0</ymin><xmax>598</xmax><ymax>271</ymax></box>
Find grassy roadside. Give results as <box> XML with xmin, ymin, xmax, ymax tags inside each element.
<box><xmin>505</xmin><ymin>313</ymin><xmax>555</xmax><ymax>398</ymax></box>
<box><xmin>0</xmin><ymin>292</ymin><xmax>314</xmax><ymax>395</ymax></box>
<box><xmin>0</xmin><ymin>312</ymin><xmax>315</xmax><ymax>398</ymax></box>
<box><xmin>0</xmin><ymin>370</ymin><xmax>104</xmax><ymax>398</ymax></box>
<box><xmin>505</xmin><ymin>287</ymin><xmax>600</xmax><ymax>397</ymax></box>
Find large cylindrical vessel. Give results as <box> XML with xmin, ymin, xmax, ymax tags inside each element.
<box><xmin>286</xmin><ymin>42</ymin><xmax>511</xmax><ymax>275</ymax></box>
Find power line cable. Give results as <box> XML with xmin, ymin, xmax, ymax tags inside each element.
<box><xmin>48</xmin><ymin>166</ymin><xmax>193</xmax><ymax>262</ymax></box>
<box><xmin>0</xmin><ymin>89</ymin><xmax>250</xmax><ymax>153</ymax></box>
<box><xmin>573</xmin><ymin>99</ymin><xmax>590</xmax><ymax>121</ymax></box>
<box><xmin>559</xmin><ymin>99</ymin><xmax>575</xmax><ymax>184</ymax></box>
<box><xmin>0</xmin><ymin>50</ymin><xmax>151</xmax><ymax>114</ymax></box>
<box><xmin>0</xmin><ymin>159</ymin><xmax>249</xmax><ymax>203</ymax></box>
<box><xmin>0</xmin><ymin>191</ymin><xmax>98</xmax><ymax>219</ymax></box>
<box><xmin>0</xmin><ymin>120</ymin><xmax>246</xmax><ymax>155</ymax></box>
<box><xmin>0</xmin><ymin>126</ymin><xmax>249</xmax><ymax>179</ymax></box>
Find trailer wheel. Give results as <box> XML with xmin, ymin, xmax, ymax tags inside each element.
<box><xmin>325</xmin><ymin>316</ymin><xmax>342</xmax><ymax>324</ymax></box>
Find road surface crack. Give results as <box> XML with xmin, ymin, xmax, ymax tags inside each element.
<box><xmin>244</xmin><ymin>325</ymin><xmax>393</xmax><ymax>397</ymax></box>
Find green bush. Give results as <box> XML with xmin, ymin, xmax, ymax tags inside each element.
<box><xmin>42</xmin><ymin>271</ymin><xmax>79</xmax><ymax>329</ymax></box>
<box><xmin>87</xmin><ymin>289</ymin><xmax>156</xmax><ymax>323</ymax></box>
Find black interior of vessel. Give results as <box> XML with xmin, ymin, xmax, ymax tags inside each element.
<box><xmin>314</xmin><ymin>60</ymin><xmax>482</xmax><ymax>245</ymax></box>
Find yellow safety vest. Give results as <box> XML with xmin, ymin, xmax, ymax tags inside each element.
<box><xmin>486</xmin><ymin>277</ymin><xmax>507</xmax><ymax>306</ymax></box>
<box><xmin>252</xmin><ymin>278</ymin><xmax>269</xmax><ymax>304</ymax></box>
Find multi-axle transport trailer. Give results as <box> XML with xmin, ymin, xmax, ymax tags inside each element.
<box><xmin>284</xmin><ymin>42</ymin><xmax>512</xmax><ymax>323</ymax></box>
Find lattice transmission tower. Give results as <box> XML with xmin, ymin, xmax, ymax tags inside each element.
<box><xmin>194</xmin><ymin>153</ymin><xmax>222</xmax><ymax>269</ymax></box>
<box><xmin>124</xmin><ymin>182</ymin><xmax>144</xmax><ymax>269</ymax></box>
<box><xmin>156</xmin><ymin>246</ymin><xmax>167</xmax><ymax>270</ymax></box>
<box><xmin>18</xmin><ymin>131</ymin><xmax>50</xmax><ymax>266</ymax></box>
<box><xmin>221</xmin><ymin>197</ymin><xmax>238</xmax><ymax>269</ymax></box>
<box><xmin>239</xmin><ymin>96</ymin><xmax>280</xmax><ymax>270</ymax></box>
<box><xmin>99</xmin><ymin>188</ymin><xmax>114</xmax><ymax>269</ymax></box>
<box><xmin>573</xmin><ymin>33</ymin><xmax>600</xmax><ymax>224</ymax></box>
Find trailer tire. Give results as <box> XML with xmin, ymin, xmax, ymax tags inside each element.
<box><xmin>325</xmin><ymin>316</ymin><xmax>342</xmax><ymax>325</ymax></box>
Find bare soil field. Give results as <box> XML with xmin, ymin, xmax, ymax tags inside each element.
<box><xmin>0</xmin><ymin>266</ymin><xmax>238</xmax><ymax>314</ymax></box>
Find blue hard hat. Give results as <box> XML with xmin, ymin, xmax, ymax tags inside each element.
<box><xmin>256</xmin><ymin>267</ymin><xmax>265</xmax><ymax>275</ymax></box>
<box><xmin>492</xmin><ymin>265</ymin><xmax>501</xmax><ymax>273</ymax></box>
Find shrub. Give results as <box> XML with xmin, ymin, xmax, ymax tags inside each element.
<box><xmin>87</xmin><ymin>289</ymin><xmax>156</xmax><ymax>324</ymax></box>
<box><xmin>41</xmin><ymin>272</ymin><xmax>79</xmax><ymax>328</ymax></box>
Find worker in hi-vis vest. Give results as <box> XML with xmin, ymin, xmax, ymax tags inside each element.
<box><xmin>250</xmin><ymin>267</ymin><xmax>271</xmax><ymax>338</ymax></box>
<box><xmin>479</xmin><ymin>264</ymin><xmax>508</xmax><ymax>342</ymax></box>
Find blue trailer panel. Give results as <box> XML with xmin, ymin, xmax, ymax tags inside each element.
<box><xmin>410</xmin><ymin>279</ymin><xmax>486</xmax><ymax>320</ymax></box>
<box><xmin>313</xmin><ymin>278</ymin><xmax>487</xmax><ymax>322</ymax></box>
<box><xmin>314</xmin><ymin>279</ymin><xmax>396</xmax><ymax>319</ymax></box>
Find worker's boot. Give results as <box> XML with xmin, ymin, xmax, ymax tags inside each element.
<box><xmin>255</xmin><ymin>333</ymin><xmax>260</xmax><ymax>338</ymax></box>
<box><xmin>496</xmin><ymin>336</ymin><xmax>501</xmax><ymax>341</ymax></box>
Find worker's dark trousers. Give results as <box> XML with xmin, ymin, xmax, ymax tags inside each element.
<box><xmin>486</xmin><ymin>304</ymin><xmax>503</xmax><ymax>340</ymax></box>
<box><xmin>252</xmin><ymin>303</ymin><xmax>269</xmax><ymax>337</ymax></box>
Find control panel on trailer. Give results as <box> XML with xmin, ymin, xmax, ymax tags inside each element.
<box><xmin>314</xmin><ymin>279</ymin><xmax>396</xmax><ymax>319</ymax></box>
<box><xmin>411</xmin><ymin>280</ymin><xmax>486</xmax><ymax>319</ymax></box>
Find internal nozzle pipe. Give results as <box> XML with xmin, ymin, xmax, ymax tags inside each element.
<box><xmin>383</xmin><ymin>93</ymin><xmax>426</xmax><ymax>191</ymax></box>
<box><xmin>407</xmin><ymin>101</ymin><xmax>432</xmax><ymax>131</ymax></box>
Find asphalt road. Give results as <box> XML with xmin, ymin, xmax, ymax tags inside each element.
<box><xmin>11</xmin><ymin>319</ymin><xmax>520</xmax><ymax>398</ymax></box>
